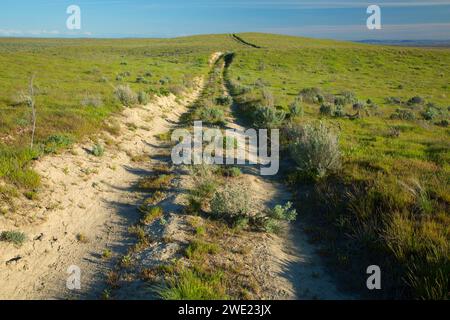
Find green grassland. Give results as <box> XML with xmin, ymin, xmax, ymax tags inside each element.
<box><xmin>0</xmin><ymin>35</ymin><xmax>241</xmax><ymax>198</ymax></box>
<box><xmin>224</xmin><ymin>33</ymin><xmax>449</xmax><ymax>299</ymax></box>
<box><xmin>0</xmin><ymin>33</ymin><xmax>449</xmax><ymax>299</ymax></box>
<box><xmin>226</xmin><ymin>33</ymin><xmax>449</xmax><ymax>196</ymax></box>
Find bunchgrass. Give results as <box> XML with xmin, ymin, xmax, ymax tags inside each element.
<box><xmin>185</xmin><ymin>240</ymin><xmax>220</xmax><ymax>260</ymax></box>
<box><xmin>0</xmin><ymin>230</ymin><xmax>26</xmax><ymax>246</ymax></box>
<box><xmin>138</xmin><ymin>174</ymin><xmax>174</xmax><ymax>190</ymax></box>
<box><xmin>141</xmin><ymin>206</ymin><xmax>164</xmax><ymax>225</ymax></box>
<box><xmin>157</xmin><ymin>269</ymin><xmax>229</xmax><ymax>300</ymax></box>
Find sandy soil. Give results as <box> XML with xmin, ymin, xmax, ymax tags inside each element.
<box><xmin>243</xmin><ymin>176</ymin><xmax>351</xmax><ymax>299</ymax></box>
<box><xmin>225</xmin><ymin>122</ymin><xmax>352</xmax><ymax>299</ymax></box>
<box><xmin>0</xmin><ymin>79</ymin><xmax>203</xmax><ymax>300</ymax></box>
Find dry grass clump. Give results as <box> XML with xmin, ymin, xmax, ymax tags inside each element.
<box><xmin>138</xmin><ymin>174</ymin><xmax>174</xmax><ymax>190</ymax></box>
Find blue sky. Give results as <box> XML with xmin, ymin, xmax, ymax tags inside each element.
<box><xmin>1</xmin><ymin>0</ymin><xmax>450</xmax><ymax>40</ymax></box>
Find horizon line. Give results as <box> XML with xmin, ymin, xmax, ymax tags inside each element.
<box><xmin>1</xmin><ymin>32</ymin><xmax>450</xmax><ymax>43</ymax></box>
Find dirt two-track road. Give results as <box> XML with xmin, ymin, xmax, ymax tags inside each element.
<box><xmin>0</xmin><ymin>53</ymin><xmax>352</xmax><ymax>300</ymax></box>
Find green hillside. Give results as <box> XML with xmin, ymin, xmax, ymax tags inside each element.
<box><xmin>225</xmin><ymin>33</ymin><xmax>449</xmax><ymax>299</ymax></box>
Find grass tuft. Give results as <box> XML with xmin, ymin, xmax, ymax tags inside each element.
<box><xmin>0</xmin><ymin>230</ymin><xmax>26</xmax><ymax>246</ymax></box>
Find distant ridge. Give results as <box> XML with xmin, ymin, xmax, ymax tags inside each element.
<box><xmin>358</xmin><ymin>39</ymin><xmax>450</xmax><ymax>48</ymax></box>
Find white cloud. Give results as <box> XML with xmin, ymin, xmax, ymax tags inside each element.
<box><xmin>0</xmin><ymin>29</ymin><xmax>93</xmax><ymax>37</ymax></box>
<box><xmin>0</xmin><ymin>29</ymin><xmax>23</xmax><ymax>36</ymax></box>
<box><xmin>28</xmin><ymin>30</ymin><xmax>60</xmax><ymax>35</ymax></box>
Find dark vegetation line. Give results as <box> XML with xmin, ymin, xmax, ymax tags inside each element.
<box><xmin>230</xmin><ymin>34</ymin><xmax>262</xmax><ymax>49</ymax></box>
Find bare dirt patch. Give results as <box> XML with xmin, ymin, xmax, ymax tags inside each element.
<box><xmin>0</xmin><ymin>79</ymin><xmax>203</xmax><ymax>300</ymax></box>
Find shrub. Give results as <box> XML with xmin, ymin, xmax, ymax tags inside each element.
<box><xmin>12</xmin><ymin>90</ymin><xmax>32</xmax><ymax>107</ymax></box>
<box><xmin>340</xmin><ymin>91</ymin><xmax>357</xmax><ymax>105</ymax></box>
<box><xmin>436</xmin><ymin>119</ymin><xmax>448</xmax><ymax>127</ymax></box>
<box><xmin>269</xmin><ymin>202</ymin><xmax>297</xmax><ymax>222</ymax></box>
<box><xmin>324</xmin><ymin>93</ymin><xmax>336</xmax><ymax>104</ymax></box>
<box><xmin>352</xmin><ymin>102</ymin><xmax>365</xmax><ymax>111</ymax></box>
<box><xmin>117</xmin><ymin>71</ymin><xmax>130</xmax><ymax>79</ymax></box>
<box><xmin>210</xmin><ymin>182</ymin><xmax>252</xmax><ymax>223</ymax></box>
<box><xmin>216</xmin><ymin>95</ymin><xmax>232</xmax><ymax>106</ymax></box>
<box><xmin>390</xmin><ymin>109</ymin><xmax>415</xmax><ymax>121</ymax></box>
<box><xmin>0</xmin><ymin>230</ymin><xmax>26</xmax><ymax>246</ymax></box>
<box><xmin>220</xmin><ymin>166</ymin><xmax>242</xmax><ymax>178</ymax></box>
<box><xmin>421</xmin><ymin>106</ymin><xmax>440</xmax><ymax>120</ymax></box>
<box><xmin>198</xmin><ymin>106</ymin><xmax>226</xmax><ymax>125</ymax></box>
<box><xmin>159</xmin><ymin>87</ymin><xmax>171</xmax><ymax>96</ymax></box>
<box><xmin>249</xmin><ymin>202</ymin><xmax>298</xmax><ymax>233</ymax></box>
<box><xmin>263</xmin><ymin>219</ymin><xmax>282</xmax><ymax>234</ymax></box>
<box><xmin>387</xmin><ymin>127</ymin><xmax>401</xmax><ymax>138</ymax></box>
<box><xmin>228</xmin><ymin>80</ymin><xmax>251</xmax><ymax>96</ymax></box>
<box><xmin>299</xmin><ymin>87</ymin><xmax>323</xmax><ymax>104</ymax></box>
<box><xmin>81</xmin><ymin>94</ymin><xmax>103</xmax><ymax>108</ymax></box>
<box><xmin>367</xmin><ymin>100</ymin><xmax>379</xmax><ymax>110</ymax></box>
<box><xmin>334</xmin><ymin>96</ymin><xmax>346</xmax><ymax>106</ymax></box>
<box><xmin>407</xmin><ymin>96</ymin><xmax>425</xmax><ymax>106</ymax></box>
<box><xmin>233</xmin><ymin>216</ymin><xmax>250</xmax><ymax>230</ymax></box>
<box><xmin>137</xmin><ymin>91</ymin><xmax>149</xmax><ymax>105</ymax></box>
<box><xmin>386</xmin><ymin>96</ymin><xmax>402</xmax><ymax>105</ymax></box>
<box><xmin>261</xmin><ymin>87</ymin><xmax>274</xmax><ymax>107</ymax></box>
<box><xmin>289</xmin><ymin>101</ymin><xmax>304</xmax><ymax>118</ymax></box>
<box><xmin>114</xmin><ymin>85</ymin><xmax>137</xmax><ymax>107</ymax></box>
<box><xmin>136</xmin><ymin>76</ymin><xmax>148</xmax><ymax>84</ymax></box>
<box><xmin>319</xmin><ymin>103</ymin><xmax>333</xmax><ymax>116</ymax></box>
<box><xmin>187</xmin><ymin>166</ymin><xmax>218</xmax><ymax>213</ymax></box>
<box><xmin>253</xmin><ymin>105</ymin><xmax>285</xmax><ymax>129</ymax></box>
<box><xmin>289</xmin><ymin>122</ymin><xmax>341</xmax><ymax>179</ymax></box>
<box><xmin>42</xmin><ymin>135</ymin><xmax>73</xmax><ymax>154</ymax></box>
<box><xmin>333</xmin><ymin>105</ymin><xmax>345</xmax><ymax>118</ymax></box>
<box><xmin>159</xmin><ymin>76</ymin><xmax>171</xmax><ymax>85</ymax></box>
<box><xmin>169</xmin><ymin>85</ymin><xmax>184</xmax><ymax>96</ymax></box>
<box><xmin>262</xmin><ymin>202</ymin><xmax>297</xmax><ymax>234</ymax></box>
<box><xmin>92</xmin><ymin>143</ymin><xmax>104</xmax><ymax>157</ymax></box>
<box><xmin>315</xmin><ymin>94</ymin><xmax>324</xmax><ymax>104</ymax></box>
<box><xmin>254</xmin><ymin>78</ymin><xmax>269</xmax><ymax>88</ymax></box>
